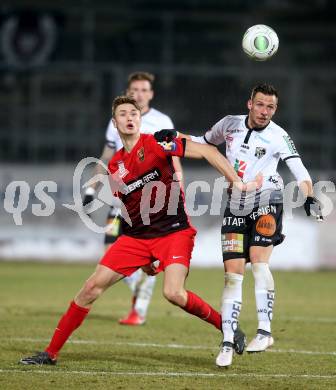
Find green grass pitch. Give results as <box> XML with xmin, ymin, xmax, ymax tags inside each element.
<box><xmin>0</xmin><ymin>262</ymin><xmax>335</xmax><ymax>389</ymax></box>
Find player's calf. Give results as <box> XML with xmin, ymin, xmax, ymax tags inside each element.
<box><xmin>75</xmin><ymin>280</ymin><xmax>104</xmax><ymax>307</ymax></box>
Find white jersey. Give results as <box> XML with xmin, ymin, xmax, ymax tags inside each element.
<box><xmin>105</xmin><ymin>107</ymin><xmax>174</xmax><ymax>151</ymax></box>
<box><xmin>191</xmin><ymin>115</ymin><xmax>311</xmax><ymax>209</ymax></box>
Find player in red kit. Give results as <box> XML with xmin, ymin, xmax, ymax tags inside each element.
<box><xmin>19</xmin><ymin>96</ymin><xmax>261</xmax><ymax>366</ymax></box>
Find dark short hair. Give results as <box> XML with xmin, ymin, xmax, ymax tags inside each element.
<box><xmin>251</xmin><ymin>83</ymin><xmax>278</xmax><ymax>100</ymax></box>
<box><xmin>112</xmin><ymin>96</ymin><xmax>141</xmax><ymax>117</ymax></box>
<box><xmin>127</xmin><ymin>71</ymin><xmax>155</xmax><ymax>89</ymax></box>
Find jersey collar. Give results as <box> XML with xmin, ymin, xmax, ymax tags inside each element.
<box><xmin>122</xmin><ymin>133</ymin><xmax>143</xmax><ymax>155</ymax></box>
<box><xmin>245</xmin><ymin>115</ymin><xmax>269</xmax><ymax>132</ymax></box>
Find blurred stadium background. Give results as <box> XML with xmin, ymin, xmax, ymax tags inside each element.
<box><xmin>0</xmin><ymin>0</ymin><xmax>335</xmax><ymax>269</ymax></box>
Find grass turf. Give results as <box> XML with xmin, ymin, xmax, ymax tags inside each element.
<box><xmin>0</xmin><ymin>262</ymin><xmax>335</xmax><ymax>389</ymax></box>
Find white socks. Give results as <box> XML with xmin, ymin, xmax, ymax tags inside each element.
<box><xmin>123</xmin><ymin>270</ymin><xmax>156</xmax><ymax>318</ymax></box>
<box><xmin>252</xmin><ymin>263</ymin><xmax>275</xmax><ymax>334</ymax></box>
<box><xmin>134</xmin><ymin>275</ymin><xmax>156</xmax><ymax>318</ymax></box>
<box><xmin>123</xmin><ymin>269</ymin><xmax>143</xmax><ymax>293</ymax></box>
<box><xmin>221</xmin><ymin>273</ymin><xmax>244</xmax><ymax>343</ymax></box>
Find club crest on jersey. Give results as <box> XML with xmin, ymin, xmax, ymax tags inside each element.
<box><xmin>137</xmin><ymin>147</ymin><xmax>145</xmax><ymax>162</ymax></box>
<box><xmin>117</xmin><ymin>161</ymin><xmax>127</xmax><ymax>178</ymax></box>
<box><xmin>234</xmin><ymin>159</ymin><xmax>247</xmax><ymax>178</ymax></box>
<box><xmin>158</xmin><ymin>140</ymin><xmax>177</xmax><ymax>152</ymax></box>
<box><xmin>255</xmin><ymin>146</ymin><xmax>266</xmax><ymax>159</ymax></box>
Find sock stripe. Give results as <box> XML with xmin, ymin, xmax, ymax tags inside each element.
<box><xmin>184</xmin><ymin>291</ymin><xmax>221</xmax><ymax>331</ymax></box>
<box><xmin>257</xmin><ymin>328</ymin><xmax>272</xmax><ymax>336</ymax></box>
<box><xmin>202</xmin><ymin>309</ymin><xmax>211</xmax><ymax>321</ymax></box>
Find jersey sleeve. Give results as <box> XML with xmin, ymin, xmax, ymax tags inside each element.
<box><xmin>285</xmin><ymin>157</ymin><xmax>311</xmax><ymax>183</ymax></box>
<box><xmin>203</xmin><ymin>116</ymin><xmax>230</xmax><ymax>146</ymax></box>
<box><xmin>277</xmin><ymin>130</ymin><xmax>300</xmax><ymax>161</ymax></box>
<box><xmin>105</xmin><ymin>119</ymin><xmax>119</xmax><ymax>150</ymax></box>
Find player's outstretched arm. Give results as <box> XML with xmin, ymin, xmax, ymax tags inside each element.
<box><xmin>300</xmin><ymin>180</ymin><xmax>323</xmax><ymax>221</ymax></box>
<box><xmin>184</xmin><ymin>140</ymin><xmax>262</xmax><ymax>191</ymax></box>
<box><xmin>299</xmin><ymin>180</ymin><xmax>313</xmax><ymax>199</ymax></box>
<box><xmin>177</xmin><ymin>131</ymin><xmax>190</xmax><ymax>139</ymax></box>
<box><xmin>154</xmin><ymin>129</ymin><xmax>190</xmax><ymax>141</ymax></box>
<box><xmin>285</xmin><ymin>157</ymin><xmax>323</xmax><ymax>220</ymax></box>
<box><xmin>153</xmin><ymin>131</ymin><xmax>184</xmax><ymax>184</ymax></box>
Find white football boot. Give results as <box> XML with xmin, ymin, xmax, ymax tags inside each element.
<box><xmin>216</xmin><ymin>342</ymin><xmax>234</xmax><ymax>367</ymax></box>
<box><xmin>246</xmin><ymin>330</ymin><xmax>274</xmax><ymax>352</ymax></box>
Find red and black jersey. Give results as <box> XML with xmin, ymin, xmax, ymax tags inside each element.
<box><xmin>108</xmin><ymin>134</ymin><xmax>191</xmax><ymax>238</ymax></box>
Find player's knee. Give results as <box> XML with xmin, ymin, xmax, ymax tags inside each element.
<box><xmin>81</xmin><ymin>279</ymin><xmax>104</xmax><ymax>303</ymax></box>
<box><xmin>163</xmin><ymin>287</ymin><xmax>185</xmax><ymax>307</ymax></box>
<box><xmin>249</xmin><ymin>247</ymin><xmax>272</xmax><ymax>264</ymax></box>
<box><xmin>249</xmin><ymin>252</ymin><xmax>261</xmax><ymax>263</ymax></box>
<box><xmin>224</xmin><ymin>272</ymin><xmax>244</xmax><ymax>287</ymax></box>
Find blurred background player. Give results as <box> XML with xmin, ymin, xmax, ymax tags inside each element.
<box><xmin>155</xmin><ymin>83</ymin><xmax>322</xmax><ymax>367</ymax></box>
<box><xmin>82</xmin><ymin>71</ymin><xmax>181</xmax><ymax>326</ymax></box>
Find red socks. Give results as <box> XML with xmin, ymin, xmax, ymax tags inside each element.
<box><xmin>183</xmin><ymin>291</ymin><xmax>222</xmax><ymax>331</ymax></box>
<box><xmin>45</xmin><ymin>301</ymin><xmax>89</xmax><ymax>359</ymax></box>
<box><xmin>45</xmin><ymin>293</ymin><xmax>221</xmax><ymax>359</ymax></box>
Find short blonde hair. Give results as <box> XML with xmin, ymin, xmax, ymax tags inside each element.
<box><xmin>112</xmin><ymin>96</ymin><xmax>141</xmax><ymax>117</ymax></box>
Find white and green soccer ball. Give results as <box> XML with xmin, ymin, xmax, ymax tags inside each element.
<box><xmin>242</xmin><ymin>24</ymin><xmax>279</xmax><ymax>61</ymax></box>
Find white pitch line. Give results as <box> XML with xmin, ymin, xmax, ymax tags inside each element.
<box><xmin>8</xmin><ymin>337</ymin><xmax>336</xmax><ymax>356</ymax></box>
<box><xmin>0</xmin><ymin>369</ymin><xmax>335</xmax><ymax>380</ymax></box>
<box><xmin>268</xmin><ymin>348</ymin><xmax>336</xmax><ymax>356</ymax></box>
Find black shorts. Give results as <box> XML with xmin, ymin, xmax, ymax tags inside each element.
<box><xmin>221</xmin><ymin>203</ymin><xmax>285</xmax><ymax>262</ymax></box>
<box><xmin>104</xmin><ymin>207</ymin><xmax>122</xmax><ymax>245</ymax></box>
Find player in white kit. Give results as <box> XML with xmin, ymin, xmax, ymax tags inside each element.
<box><xmin>83</xmin><ymin>72</ymin><xmax>180</xmax><ymax>325</ymax></box>
<box><xmin>154</xmin><ymin>83</ymin><xmax>322</xmax><ymax>367</ymax></box>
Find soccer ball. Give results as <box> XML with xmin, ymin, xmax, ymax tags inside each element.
<box><xmin>242</xmin><ymin>24</ymin><xmax>279</xmax><ymax>61</ymax></box>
